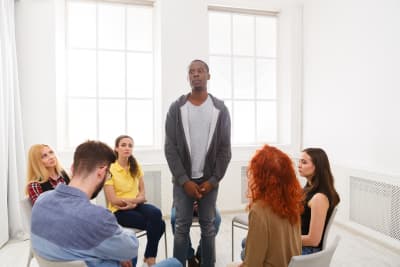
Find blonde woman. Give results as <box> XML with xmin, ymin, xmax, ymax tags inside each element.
<box><xmin>26</xmin><ymin>144</ymin><xmax>70</xmax><ymax>204</ymax></box>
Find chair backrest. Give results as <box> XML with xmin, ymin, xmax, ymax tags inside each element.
<box><xmin>34</xmin><ymin>252</ymin><xmax>87</xmax><ymax>267</ymax></box>
<box><xmin>95</xmin><ymin>189</ymin><xmax>107</xmax><ymax>208</ymax></box>
<box><xmin>322</xmin><ymin>207</ymin><xmax>338</xmax><ymax>250</ymax></box>
<box><xmin>20</xmin><ymin>197</ymin><xmax>33</xmax><ymax>234</ymax></box>
<box><xmin>288</xmin><ymin>235</ymin><xmax>341</xmax><ymax>267</ymax></box>
<box><xmin>232</xmin><ymin>214</ymin><xmax>249</xmax><ymax>228</ymax></box>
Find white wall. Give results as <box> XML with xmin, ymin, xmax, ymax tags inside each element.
<box><xmin>15</xmin><ymin>0</ymin><xmax>303</xmax><ymax>214</ymax></box>
<box><xmin>302</xmin><ymin>0</ymin><xmax>400</xmax><ymax>248</ymax></box>
<box><xmin>302</xmin><ymin>0</ymin><xmax>400</xmax><ymax>175</ymax></box>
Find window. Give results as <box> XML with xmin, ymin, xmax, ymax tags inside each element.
<box><xmin>62</xmin><ymin>0</ymin><xmax>155</xmax><ymax>149</ymax></box>
<box><xmin>208</xmin><ymin>8</ymin><xmax>278</xmax><ymax>145</ymax></box>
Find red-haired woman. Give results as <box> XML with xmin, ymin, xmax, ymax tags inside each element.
<box><xmin>237</xmin><ymin>145</ymin><xmax>304</xmax><ymax>267</ymax></box>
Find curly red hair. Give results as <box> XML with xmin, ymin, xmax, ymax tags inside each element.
<box><xmin>247</xmin><ymin>145</ymin><xmax>304</xmax><ymax>225</ymax></box>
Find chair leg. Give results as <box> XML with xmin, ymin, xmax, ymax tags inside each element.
<box><xmin>164</xmin><ymin>231</ymin><xmax>168</xmax><ymax>258</ymax></box>
<box><xmin>27</xmin><ymin>247</ymin><xmax>33</xmax><ymax>267</ymax></box>
<box><xmin>232</xmin><ymin>221</ymin><xmax>234</xmax><ymax>261</ymax></box>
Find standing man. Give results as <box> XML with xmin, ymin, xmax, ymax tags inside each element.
<box><xmin>165</xmin><ymin>59</ymin><xmax>232</xmax><ymax>267</ymax></box>
<box><xmin>31</xmin><ymin>140</ymin><xmax>181</xmax><ymax>267</ymax></box>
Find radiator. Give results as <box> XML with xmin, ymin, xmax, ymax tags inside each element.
<box><xmin>350</xmin><ymin>176</ymin><xmax>400</xmax><ymax>241</ymax></box>
<box><xmin>143</xmin><ymin>171</ymin><xmax>162</xmax><ymax>208</ymax></box>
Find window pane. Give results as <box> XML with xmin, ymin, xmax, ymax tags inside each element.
<box><xmin>257</xmin><ymin>101</ymin><xmax>277</xmax><ymax>142</ymax></box>
<box><xmin>233</xmin><ymin>57</ymin><xmax>254</xmax><ymax>99</ymax></box>
<box><xmin>233</xmin><ymin>14</ymin><xmax>254</xmax><ymax>56</ymax></box>
<box><xmin>233</xmin><ymin>101</ymin><xmax>255</xmax><ymax>144</ymax></box>
<box><xmin>209</xmin><ymin>12</ymin><xmax>231</xmax><ymax>55</ymax></box>
<box><xmin>209</xmin><ymin>56</ymin><xmax>231</xmax><ymax>99</ymax></box>
<box><xmin>98</xmin><ymin>3</ymin><xmax>125</xmax><ymax>50</ymax></box>
<box><xmin>127</xmin><ymin>6</ymin><xmax>152</xmax><ymax>51</ymax></box>
<box><xmin>98</xmin><ymin>51</ymin><xmax>125</xmax><ymax>97</ymax></box>
<box><xmin>127</xmin><ymin>53</ymin><xmax>153</xmax><ymax>98</ymax></box>
<box><xmin>68</xmin><ymin>50</ymin><xmax>96</xmax><ymax>97</ymax></box>
<box><xmin>256</xmin><ymin>16</ymin><xmax>277</xmax><ymax>57</ymax></box>
<box><xmin>63</xmin><ymin>1</ymin><xmax>156</xmax><ymax>150</ymax></box>
<box><xmin>68</xmin><ymin>99</ymin><xmax>96</xmax><ymax>146</ymax></box>
<box><xmin>68</xmin><ymin>1</ymin><xmax>96</xmax><ymax>48</ymax></box>
<box><xmin>99</xmin><ymin>99</ymin><xmax>125</xmax><ymax>146</ymax></box>
<box><xmin>257</xmin><ymin>59</ymin><xmax>276</xmax><ymax>99</ymax></box>
<box><xmin>127</xmin><ymin>100</ymin><xmax>153</xmax><ymax>146</ymax></box>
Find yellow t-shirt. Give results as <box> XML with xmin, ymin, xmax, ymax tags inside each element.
<box><xmin>105</xmin><ymin>161</ymin><xmax>144</xmax><ymax>213</ymax></box>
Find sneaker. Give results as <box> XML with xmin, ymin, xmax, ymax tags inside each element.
<box><xmin>187</xmin><ymin>256</ymin><xmax>200</xmax><ymax>267</ymax></box>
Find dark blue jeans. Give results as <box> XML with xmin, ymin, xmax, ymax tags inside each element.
<box><xmin>170</xmin><ymin>206</ymin><xmax>221</xmax><ymax>260</ymax></box>
<box><xmin>302</xmin><ymin>246</ymin><xmax>321</xmax><ymax>255</ymax></box>
<box><xmin>115</xmin><ymin>203</ymin><xmax>165</xmax><ymax>258</ymax></box>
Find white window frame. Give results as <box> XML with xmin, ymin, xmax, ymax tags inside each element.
<box><xmin>57</xmin><ymin>0</ymin><xmax>157</xmax><ymax>150</ymax></box>
<box><xmin>208</xmin><ymin>6</ymin><xmax>279</xmax><ymax>146</ymax></box>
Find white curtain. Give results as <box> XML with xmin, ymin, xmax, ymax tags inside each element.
<box><xmin>0</xmin><ymin>0</ymin><xmax>26</xmax><ymax>247</ymax></box>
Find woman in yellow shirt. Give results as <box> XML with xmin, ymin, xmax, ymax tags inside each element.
<box><xmin>104</xmin><ymin>135</ymin><xmax>165</xmax><ymax>267</ymax></box>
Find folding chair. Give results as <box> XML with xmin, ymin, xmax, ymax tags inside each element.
<box><xmin>231</xmin><ymin>214</ymin><xmax>248</xmax><ymax>261</ymax></box>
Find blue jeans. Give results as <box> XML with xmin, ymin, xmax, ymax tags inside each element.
<box><xmin>302</xmin><ymin>246</ymin><xmax>321</xmax><ymax>255</ymax></box>
<box><xmin>170</xmin><ymin>206</ymin><xmax>221</xmax><ymax>259</ymax></box>
<box><xmin>115</xmin><ymin>203</ymin><xmax>165</xmax><ymax>258</ymax></box>
<box><xmin>153</xmin><ymin>258</ymin><xmax>182</xmax><ymax>267</ymax></box>
<box><xmin>240</xmin><ymin>238</ymin><xmax>246</xmax><ymax>260</ymax></box>
<box><xmin>131</xmin><ymin>257</ymin><xmax>181</xmax><ymax>267</ymax></box>
<box><xmin>173</xmin><ymin>180</ymin><xmax>218</xmax><ymax>267</ymax></box>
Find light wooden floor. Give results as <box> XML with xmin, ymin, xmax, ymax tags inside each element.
<box><xmin>1</xmin><ymin>212</ymin><xmax>400</xmax><ymax>267</ymax></box>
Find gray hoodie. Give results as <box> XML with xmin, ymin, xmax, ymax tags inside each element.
<box><xmin>164</xmin><ymin>93</ymin><xmax>232</xmax><ymax>187</ymax></box>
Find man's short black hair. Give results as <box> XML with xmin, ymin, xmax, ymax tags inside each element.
<box><xmin>189</xmin><ymin>59</ymin><xmax>209</xmax><ymax>73</ymax></box>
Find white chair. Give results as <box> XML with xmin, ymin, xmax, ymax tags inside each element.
<box><xmin>20</xmin><ymin>198</ymin><xmax>34</xmax><ymax>267</ymax></box>
<box><xmin>34</xmin><ymin>251</ymin><xmax>87</xmax><ymax>267</ymax></box>
<box><xmin>322</xmin><ymin>207</ymin><xmax>338</xmax><ymax>250</ymax></box>
<box><xmin>288</xmin><ymin>235</ymin><xmax>341</xmax><ymax>267</ymax></box>
<box><xmin>231</xmin><ymin>214</ymin><xmax>248</xmax><ymax>261</ymax></box>
<box><xmin>19</xmin><ymin>197</ymin><xmax>87</xmax><ymax>267</ymax></box>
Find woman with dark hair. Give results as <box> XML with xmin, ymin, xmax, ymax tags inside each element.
<box><xmin>235</xmin><ymin>144</ymin><xmax>304</xmax><ymax>267</ymax></box>
<box><xmin>298</xmin><ymin>148</ymin><xmax>340</xmax><ymax>255</ymax></box>
<box><xmin>104</xmin><ymin>135</ymin><xmax>165</xmax><ymax>267</ymax></box>
<box><xmin>26</xmin><ymin>144</ymin><xmax>70</xmax><ymax>205</ymax></box>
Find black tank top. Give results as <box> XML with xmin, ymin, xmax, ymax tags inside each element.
<box><xmin>301</xmin><ymin>184</ymin><xmax>333</xmax><ymax>249</ymax></box>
